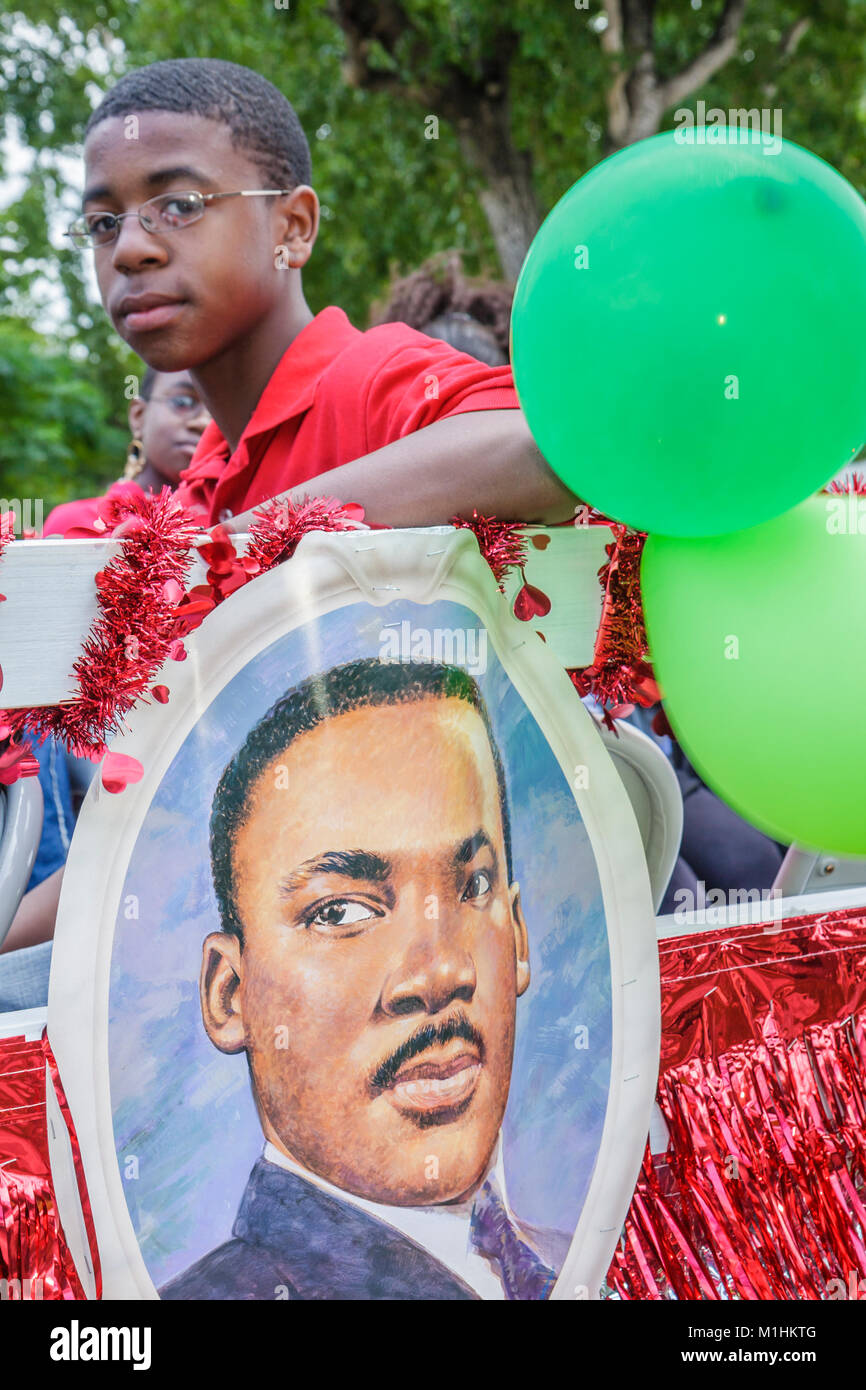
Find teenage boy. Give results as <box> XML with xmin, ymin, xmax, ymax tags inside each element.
<box><xmin>69</xmin><ymin>58</ymin><xmax>577</xmax><ymax>532</ymax></box>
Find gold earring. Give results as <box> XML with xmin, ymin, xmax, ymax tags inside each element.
<box><xmin>123</xmin><ymin>438</ymin><xmax>146</xmax><ymax>480</ymax></box>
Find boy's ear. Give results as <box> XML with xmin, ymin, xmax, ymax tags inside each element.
<box><xmin>200</xmin><ymin>932</ymin><xmax>246</xmax><ymax>1053</ymax></box>
<box><xmin>275</xmin><ymin>185</ymin><xmax>319</xmax><ymax>268</ymax></box>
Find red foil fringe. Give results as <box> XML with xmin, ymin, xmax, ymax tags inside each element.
<box><xmin>3</xmin><ymin>909</ymin><xmax>866</xmax><ymax>1298</ymax></box>
<box><xmin>0</xmin><ymin>1031</ymin><xmax>100</xmax><ymax>1300</ymax></box>
<box><xmin>607</xmin><ymin>905</ymin><xmax>866</xmax><ymax>1300</ymax></box>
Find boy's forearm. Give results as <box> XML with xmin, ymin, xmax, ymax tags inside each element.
<box><xmin>223</xmin><ymin>409</ymin><xmax>578</xmax><ymax>532</ymax></box>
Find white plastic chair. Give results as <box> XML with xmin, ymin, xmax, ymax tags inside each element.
<box><xmin>0</xmin><ymin>776</ymin><xmax>44</xmax><ymax>947</ymax></box>
<box><xmin>590</xmin><ymin>716</ymin><xmax>684</xmax><ymax>913</ymax></box>
<box><xmin>773</xmin><ymin>844</ymin><xmax>866</xmax><ymax>898</ymax></box>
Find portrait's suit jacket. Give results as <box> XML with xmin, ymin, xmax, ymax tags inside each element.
<box><xmin>160</xmin><ymin>1157</ymin><xmax>480</xmax><ymax>1300</ymax></box>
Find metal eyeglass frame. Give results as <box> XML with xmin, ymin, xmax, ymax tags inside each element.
<box><xmin>65</xmin><ymin>189</ymin><xmax>295</xmax><ymax>249</ymax></box>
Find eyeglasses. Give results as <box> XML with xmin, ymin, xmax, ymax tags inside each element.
<box><xmin>65</xmin><ymin>188</ymin><xmax>294</xmax><ymax>250</ymax></box>
<box><xmin>148</xmin><ymin>390</ymin><xmax>210</xmax><ymax>421</ymax></box>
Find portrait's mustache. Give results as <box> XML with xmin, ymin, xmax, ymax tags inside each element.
<box><xmin>369</xmin><ymin>1009</ymin><xmax>485</xmax><ymax>1093</ymax></box>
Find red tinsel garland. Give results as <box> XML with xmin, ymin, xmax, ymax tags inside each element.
<box><xmin>569</xmin><ymin>469</ymin><xmax>866</xmax><ymax>728</ymax></box>
<box><xmin>7</xmin><ymin>471</ymin><xmax>862</xmax><ymax>779</ymax></box>
<box><xmin>0</xmin><ymin>497</ymin><xmax>529</xmax><ymax>786</ymax></box>
<box><xmin>572</xmin><ymin>469</ymin><xmax>866</xmax><ymax>728</ymax></box>
<box><xmin>167</xmin><ymin>495</ymin><xmax>370</xmax><ymax>636</ymax></box>
<box><xmin>825</xmin><ymin>469</ymin><xmax>866</xmax><ymax>494</ymax></box>
<box><xmin>1</xmin><ymin>490</ymin><xmax>201</xmax><ymax>764</ymax></box>
<box><xmin>450</xmin><ymin>511</ymin><xmax>528</xmax><ymax>591</ymax></box>
<box><xmin>569</xmin><ymin>521</ymin><xmax>659</xmax><ymax>729</ymax></box>
<box><xmin>175</xmin><ymin>503</ymin><xmax>529</xmax><ymax>624</ymax></box>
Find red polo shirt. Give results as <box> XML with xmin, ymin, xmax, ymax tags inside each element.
<box><xmin>173</xmin><ymin>306</ymin><xmax>520</xmax><ymax>524</ymax></box>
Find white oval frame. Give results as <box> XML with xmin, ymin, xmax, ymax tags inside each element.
<box><xmin>47</xmin><ymin>526</ymin><xmax>660</xmax><ymax>1301</ymax></box>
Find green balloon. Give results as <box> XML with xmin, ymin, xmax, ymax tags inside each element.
<box><xmin>511</xmin><ymin>129</ymin><xmax>866</xmax><ymax>537</ymax></box>
<box><xmin>641</xmin><ymin>494</ymin><xmax>866</xmax><ymax>854</ymax></box>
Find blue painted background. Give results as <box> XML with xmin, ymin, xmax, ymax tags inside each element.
<box><xmin>108</xmin><ymin>599</ymin><xmax>613</xmax><ymax>1288</ymax></box>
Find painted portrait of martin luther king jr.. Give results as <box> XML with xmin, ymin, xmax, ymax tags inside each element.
<box><xmin>161</xmin><ymin>658</ymin><xmax>571</xmax><ymax>1301</ymax></box>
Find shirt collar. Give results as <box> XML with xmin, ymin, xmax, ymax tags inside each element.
<box><xmin>248</xmin><ymin>305</ymin><xmax>359</xmax><ymax>434</ymax></box>
<box><xmin>185</xmin><ymin>305</ymin><xmax>360</xmax><ymax>477</ymax></box>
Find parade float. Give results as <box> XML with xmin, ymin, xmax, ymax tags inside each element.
<box><xmin>3</xmin><ymin>126</ymin><xmax>866</xmax><ymax>1301</ymax></box>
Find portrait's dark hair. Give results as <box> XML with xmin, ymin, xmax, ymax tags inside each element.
<box><xmin>210</xmin><ymin>659</ymin><xmax>513</xmax><ymax>941</ymax></box>
<box><xmin>85</xmin><ymin>58</ymin><xmax>312</xmax><ymax>191</ymax></box>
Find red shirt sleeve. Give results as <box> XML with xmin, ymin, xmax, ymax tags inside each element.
<box><xmin>42</xmin><ymin>481</ymin><xmax>144</xmax><ymax>538</ymax></box>
<box><xmin>42</xmin><ymin>497</ymin><xmax>104</xmax><ymax>537</ymax></box>
<box><xmin>347</xmin><ymin>325</ymin><xmax>520</xmax><ymax>455</ymax></box>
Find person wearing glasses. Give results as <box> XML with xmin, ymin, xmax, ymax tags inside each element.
<box><xmin>64</xmin><ymin>58</ymin><xmax>576</xmax><ymax>535</ymax></box>
<box><xmin>1</xmin><ymin>370</ymin><xmax>211</xmax><ymax>999</ymax></box>
<box><xmin>42</xmin><ymin>367</ymin><xmax>211</xmax><ymax>538</ymax></box>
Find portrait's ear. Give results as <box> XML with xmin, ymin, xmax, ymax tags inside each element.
<box><xmin>200</xmin><ymin>932</ymin><xmax>246</xmax><ymax>1054</ymax></box>
<box><xmin>510</xmin><ymin>884</ymin><xmax>531</xmax><ymax>997</ymax></box>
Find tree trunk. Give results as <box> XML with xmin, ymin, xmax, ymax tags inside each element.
<box><xmin>449</xmin><ymin>97</ymin><xmax>541</xmax><ymax>286</ymax></box>
<box><xmin>602</xmin><ymin>0</ymin><xmax>749</xmax><ymax>152</ymax></box>
<box><xmin>330</xmin><ymin>0</ymin><xmax>541</xmax><ymax>283</ymax></box>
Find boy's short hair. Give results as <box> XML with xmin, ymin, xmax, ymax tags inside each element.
<box><xmin>85</xmin><ymin>58</ymin><xmax>311</xmax><ymax>191</ymax></box>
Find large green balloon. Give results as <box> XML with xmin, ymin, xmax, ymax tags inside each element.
<box><xmin>641</xmin><ymin>494</ymin><xmax>866</xmax><ymax>854</ymax></box>
<box><xmin>512</xmin><ymin>129</ymin><xmax>866</xmax><ymax>537</ymax></box>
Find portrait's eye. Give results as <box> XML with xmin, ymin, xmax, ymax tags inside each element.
<box><xmin>462</xmin><ymin>869</ymin><xmax>493</xmax><ymax>902</ymax></box>
<box><xmin>170</xmin><ymin>393</ymin><xmax>198</xmax><ymax>410</ymax></box>
<box><xmin>304</xmin><ymin>899</ymin><xmax>380</xmax><ymax>935</ymax></box>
